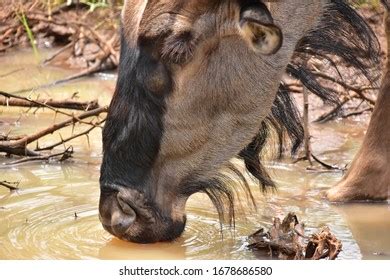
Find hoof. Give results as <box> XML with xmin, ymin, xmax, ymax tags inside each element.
<box><xmin>326</xmin><ymin>181</ymin><xmax>390</xmax><ymax>203</ymax></box>
<box><xmin>326</xmin><ymin>185</ymin><xmax>354</xmax><ymax>202</ymax></box>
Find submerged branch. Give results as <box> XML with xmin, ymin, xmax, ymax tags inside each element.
<box><xmin>0</xmin><ymin>181</ymin><xmax>19</xmax><ymax>191</ymax></box>
<box><xmin>310</xmin><ymin>154</ymin><xmax>345</xmax><ymax>171</ymax></box>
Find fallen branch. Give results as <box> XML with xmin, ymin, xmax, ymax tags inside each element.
<box><xmin>0</xmin><ymin>105</ymin><xmax>107</xmax><ymax>156</ymax></box>
<box><xmin>315</xmin><ymin>104</ymin><xmax>346</xmax><ymax>123</ymax></box>
<box><xmin>310</xmin><ymin>154</ymin><xmax>345</xmax><ymax>171</ymax></box>
<box><xmin>36</xmin><ymin>119</ymin><xmax>105</xmax><ymax>151</ymax></box>
<box><xmin>5</xmin><ymin>146</ymin><xmax>73</xmax><ymax>165</ymax></box>
<box><xmin>0</xmin><ymin>180</ymin><xmax>19</xmax><ymax>191</ymax></box>
<box><xmin>42</xmin><ymin>42</ymin><xmax>74</xmax><ymax>64</ymax></box>
<box><xmin>0</xmin><ymin>91</ymin><xmax>99</xmax><ymax>111</ymax></box>
<box><xmin>342</xmin><ymin>107</ymin><xmax>373</xmax><ymax>118</ymax></box>
<box><xmin>0</xmin><ymin>91</ymin><xmax>102</xmax><ymax>126</ymax></box>
<box><xmin>313</xmin><ymin>71</ymin><xmax>378</xmax><ymax>105</ymax></box>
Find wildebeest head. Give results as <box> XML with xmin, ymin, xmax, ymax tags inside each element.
<box><xmin>99</xmin><ymin>0</ymin><xmax>378</xmax><ymax>243</ymax></box>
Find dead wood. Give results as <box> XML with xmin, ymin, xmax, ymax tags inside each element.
<box><xmin>341</xmin><ymin>107</ymin><xmax>373</xmax><ymax>118</ymax></box>
<box><xmin>35</xmin><ymin>119</ymin><xmax>105</xmax><ymax>151</ymax></box>
<box><xmin>248</xmin><ymin>212</ymin><xmax>342</xmax><ymax>260</ymax></box>
<box><xmin>0</xmin><ymin>91</ymin><xmax>99</xmax><ymax>111</ymax></box>
<box><xmin>5</xmin><ymin>146</ymin><xmax>73</xmax><ymax>165</ymax></box>
<box><xmin>0</xmin><ymin>1</ymin><xmax>120</xmax><ymax>82</ymax></box>
<box><xmin>0</xmin><ymin>92</ymin><xmax>107</xmax><ymax>163</ymax></box>
<box><xmin>310</xmin><ymin>154</ymin><xmax>345</xmax><ymax>171</ymax></box>
<box><xmin>0</xmin><ymin>91</ymin><xmax>103</xmax><ymax>126</ymax></box>
<box><xmin>313</xmin><ymin>71</ymin><xmax>378</xmax><ymax>106</ymax></box>
<box><xmin>0</xmin><ymin>180</ymin><xmax>19</xmax><ymax>191</ymax></box>
<box><xmin>0</xmin><ymin>105</ymin><xmax>107</xmax><ymax>157</ymax></box>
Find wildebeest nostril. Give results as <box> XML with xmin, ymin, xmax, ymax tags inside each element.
<box><xmin>110</xmin><ymin>200</ymin><xmax>136</xmax><ymax>237</ymax></box>
<box><xmin>117</xmin><ymin>196</ymin><xmax>137</xmax><ymax>216</ymax></box>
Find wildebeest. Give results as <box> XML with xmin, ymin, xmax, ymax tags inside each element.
<box><xmin>99</xmin><ymin>0</ymin><xmax>382</xmax><ymax>243</ymax></box>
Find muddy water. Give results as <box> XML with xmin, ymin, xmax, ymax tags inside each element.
<box><xmin>1</xmin><ymin>50</ymin><xmax>390</xmax><ymax>260</ymax></box>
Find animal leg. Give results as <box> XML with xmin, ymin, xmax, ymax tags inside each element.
<box><xmin>327</xmin><ymin>0</ymin><xmax>390</xmax><ymax>202</ymax></box>
<box><xmin>327</xmin><ymin>75</ymin><xmax>390</xmax><ymax>202</ymax></box>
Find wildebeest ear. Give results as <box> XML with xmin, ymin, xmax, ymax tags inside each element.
<box><xmin>239</xmin><ymin>3</ymin><xmax>282</xmax><ymax>55</ymax></box>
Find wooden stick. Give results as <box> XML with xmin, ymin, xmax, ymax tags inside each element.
<box><xmin>5</xmin><ymin>146</ymin><xmax>73</xmax><ymax>165</ymax></box>
<box><xmin>0</xmin><ymin>181</ymin><xmax>19</xmax><ymax>191</ymax></box>
<box><xmin>0</xmin><ymin>106</ymin><xmax>107</xmax><ymax>156</ymax></box>
<box><xmin>0</xmin><ymin>91</ymin><xmax>102</xmax><ymax>126</ymax></box>
<box><xmin>0</xmin><ymin>95</ymin><xmax>100</xmax><ymax>111</ymax></box>
<box><xmin>36</xmin><ymin>119</ymin><xmax>105</xmax><ymax>151</ymax></box>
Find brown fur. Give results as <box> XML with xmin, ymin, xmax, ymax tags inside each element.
<box><xmin>129</xmin><ymin>0</ymin><xmax>325</xmax><ymax>214</ymax></box>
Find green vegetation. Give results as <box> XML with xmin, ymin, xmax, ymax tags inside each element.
<box><xmin>17</xmin><ymin>11</ymin><xmax>40</xmax><ymax>59</ymax></box>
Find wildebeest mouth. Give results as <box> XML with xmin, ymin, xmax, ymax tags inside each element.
<box><xmin>99</xmin><ymin>186</ymin><xmax>186</xmax><ymax>243</ymax></box>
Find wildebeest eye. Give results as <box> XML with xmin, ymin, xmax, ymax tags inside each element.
<box><xmin>144</xmin><ymin>62</ymin><xmax>171</xmax><ymax>95</ymax></box>
<box><xmin>161</xmin><ymin>30</ymin><xmax>198</xmax><ymax>65</ymax></box>
<box><xmin>135</xmin><ymin>50</ymin><xmax>172</xmax><ymax>96</ymax></box>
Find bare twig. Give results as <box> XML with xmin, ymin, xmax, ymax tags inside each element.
<box><xmin>0</xmin><ymin>91</ymin><xmax>102</xmax><ymax>126</ymax></box>
<box><xmin>0</xmin><ymin>91</ymin><xmax>99</xmax><ymax>111</ymax></box>
<box><xmin>0</xmin><ymin>106</ymin><xmax>107</xmax><ymax>156</ymax></box>
<box><xmin>0</xmin><ymin>95</ymin><xmax>99</xmax><ymax>111</ymax></box>
<box><xmin>5</xmin><ymin>146</ymin><xmax>74</xmax><ymax>165</ymax></box>
<box><xmin>36</xmin><ymin>119</ymin><xmax>105</xmax><ymax>151</ymax></box>
<box><xmin>0</xmin><ymin>180</ymin><xmax>19</xmax><ymax>191</ymax></box>
<box><xmin>342</xmin><ymin>107</ymin><xmax>373</xmax><ymax>118</ymax></box>
<box><xmin>313</xmin><ymin>71</ymin><xmax>378</xmax><ymax>105</ymax></box>
<box><xmin>1</xmin><ymin>4</ymin><xmax>120</xmax><ymax>91</ymax></box>
<box><xmin>311</xmin><ymin>154</ymin><xmax>345</xmax><ymax>171</ymax></box>
<box><xmin>314</xmin><ymin>97</ymin><xmax>350</xmax><ymax>123</ymax></box>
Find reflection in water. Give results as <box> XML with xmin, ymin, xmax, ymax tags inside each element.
<box><xmin>1</xmin><ymin>50</ymin><xmax>389</xmax><ymax>260</ymax></box>
<box><xmin>99</xmin><ymin>239</ymin><xmax>186</xmax><ymax>260</ymax></box>
<box><xmin>333</xmin><ymin>204</ymin><xmax>390</xmax><ymax>260</ymax></box>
